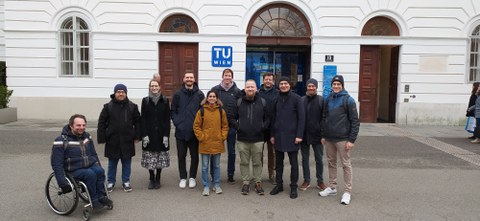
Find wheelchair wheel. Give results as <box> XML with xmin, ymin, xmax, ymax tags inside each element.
<box><xmin>77</xmin><ymin>182</ymin><xmax>90</xmax><ymax>203</ymax></box>
<box><xmin>45</xmin><ymin>172</ymin><xmax>79</xmax><ymax>215</ymax></box>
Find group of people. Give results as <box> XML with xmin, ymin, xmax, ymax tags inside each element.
<box><xmin>50</xmin><ymin>69</ymin><xmax>360</xmax><ymax>206</ymax></box>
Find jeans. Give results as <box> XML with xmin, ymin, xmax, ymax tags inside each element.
<box><xmin>300</xmin><ymin>142</ymin><xmax>324</xmax><ymax>184</ymax></box>
<box><xmin>176</xmin><ymin>138</ymin><xmax>199</xmax><ymax>179</ymax></box>
<box><xmin>107</xmin><ymin>157</ymin><xmax>132</xmax><ymax>184</ymax></box>
<box><xmin>71</xmin><ymin>165</ymin><xmax>106</xmax><ymax>202</ymax></box>
<box><xmin>238</xmin><ymin>141</ymin><xmax>263</xmax><ymax>184</ymax></box>
<box><xmin>226</xmin><ymin>128</ymin><xmax>237</xmax><ymax>177</ymax></box>
<box><xmin>275</xmin><ymin>150</ymin><xmax>299</xmax><ymax>188</ymax></box>
<box><xmin>211</xmin><ymin>128</ymin><xmax>236</xmax><ymax>178</ymax></box>
<box><xmin>202</xmin><ymin>154</ymin><xmax>221</xmax><ymax>189</ymax></box>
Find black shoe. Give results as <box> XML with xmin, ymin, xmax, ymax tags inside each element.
<box><xmin>92</xmin><ymin>201</ymin><xmax>104</xmax><ymax>210</ymax></box>
<box><xmin>241</xmin><ymin>184</ymin><xmax>250</xmax><ymax>195</ymax></box>
<box><xmin>154</xmin><ymin>179</ymin><xmax>161</xmax><ymax>189</ymax></box>
<box><xmin>148</xmin><ymin>180</ymin><xmax>155</xmax><ymax>189</ymax></box>
<box><xmin>290</xmin><ymin>188</ymin><xmax>298</xmax><ymax>199</ymax></box>
<box><xmin>228</xmin><ymin>176</ymin><xmax>235</xmax><ymax>184</ymax></box>
<box><xmin>269</xmin><ymin>185</ymin><xmax>283</xmax><ymax>195</ymax></box>
<box><xmin>99</xmin><ymin>197</ymin><xmax>113</xmax><ymax>206</ymax></box>
<box><xmin>468</xmin><ymin>135</ymin><xmax>475</xmax><ymax>139</ymax></box>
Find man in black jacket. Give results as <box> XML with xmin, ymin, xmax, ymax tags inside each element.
<box><xmin>97</xmin><ymin>84</ymin><xmax>141</xmax><ymax>193</ymax></box>
<box><xmin>258</xmin><ymin>73</ymin><xmax>278</xmax><ymax>184</ymax></box>
<box><xmin>299</xmin><ymin>78</ymin><xmax>326</xmax><ymax>192</ymax></box>
<box><xmin>269</xmin><ymin>77</ymin><xmax>305</xmax><ymax>199</ymax></box>
<box><xmin>234</xmin><ymin>80</ymin><xmax>269</xmax><ymax>195</ymax></box>
<box><xmin>211</xmin><ymin>69</ymin><xmax>242</xmax><ymax>183</ymax></box>
<box><xmin>171</xmin><ymin>72</ymin><xmax>205</xmax><ymax>189</ymax></box>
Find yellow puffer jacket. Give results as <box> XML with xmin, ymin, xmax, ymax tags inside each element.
<box><xmin>193</xmin><ymin>99</ymin><xmax>229</xmax><ymax>154</ymax></box>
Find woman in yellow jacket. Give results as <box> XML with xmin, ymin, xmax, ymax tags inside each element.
<box><xmin>193</xmin><ymin>90</ymin><xmax>229</xmax><ymax>196</ymax></box>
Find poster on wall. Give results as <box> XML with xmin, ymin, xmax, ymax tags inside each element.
<box><xmin>323</xmin><ymin>65</ymin><xmax>337</xmax><ymax>98</ymax></box>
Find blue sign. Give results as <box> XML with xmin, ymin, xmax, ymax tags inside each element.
<box><xmin>212</xmin><ymin>46</ymin><xmax>233</xmax><ymax>67</ymax></box>
<box><xmin>323</xmin><ymin>65</ymin><xmax>337</xmax><ymax>98</ymax></box>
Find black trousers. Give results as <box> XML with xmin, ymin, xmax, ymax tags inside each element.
<box><xmin>176</xmin><ymin>138</ymin><xmax>199</xmax><ymax>179</ymax></box>
<box><xmin>275</xmin><ymin>150</ymin><xmax>299</xmax><ymax>188</ymax></box>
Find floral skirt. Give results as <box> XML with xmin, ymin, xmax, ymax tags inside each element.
<box><xmin>141</xmin><ymin>151</ymin><xmax>170</xmax><ymax>170</ymax></box>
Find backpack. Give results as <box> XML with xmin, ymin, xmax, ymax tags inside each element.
<box><xmin>199</xmin><ymin>105</ymin><xmax>224</xmax><ymax>128</ymax></box>
<box><xmin>324</xmin><ymin>94</ymin><xmax>350</xmax><ymax>117</ymax></box>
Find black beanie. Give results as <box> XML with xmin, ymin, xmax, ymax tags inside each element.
<box><xmin>278</xmin><ymin>76</ymin><xmax>290</xmax><ymax>84</ymax></box>
<box><xmin>114</xmin><ymin>84</ymin><xmax>128</xmax><ymax>93</ymax></box>
<box><xmin>331</xmin><ymin>75</ymin><xmax>344</xmax><ymax>87</ymax></box>
<box><xmin>306</xmin><ymin>78</ymin><xmax>318</xmax><ymax>88</ymax></box>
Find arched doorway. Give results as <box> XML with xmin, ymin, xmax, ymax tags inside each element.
<box><xmin>246</xmin><ymin>4</ymin><xmax>311</xmax><ymax>95</ymax></box>
<box><xmin>159</xmin><ymin>14</ymin><xmax>198</xmax><ymax>99</ymax></box>
<box><xmin>359</xmin><ymin>16</ymin><xmax>400</xmax><ymax>123</ymax></box>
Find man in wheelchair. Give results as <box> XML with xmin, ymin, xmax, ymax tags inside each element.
<box><xmin>51</xmin><ymin>114</ymin><xmax>113</xmax><ymax>210</ymax></box>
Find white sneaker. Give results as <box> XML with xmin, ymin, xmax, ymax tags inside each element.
<box><xmin>341</xmin><ymin>192</ymin><xmax>351</xmax><ymax>205</ymax></box>
<box><xmin>213</xmin><ymin>186</ymin><xmax>223</xmax><ymax>194</ymax></box>
<box><xmin>179</xmin><ymin>179</ymin><xmax>187</xmax><ymax>189</ymax></box>
<box><xmin>202</xmin><ymin>187</ymin><xmax>210</xmax><ymax>196</ymax></box>
<box><xmin>319</xmin><ymin>187</ymin><xmax>337</xmax><ymax>196</ymax></box>
<box><xmin>188</xmin><ymin>178</ymin><xmax>196</xmax><ymax>188</ymax></box>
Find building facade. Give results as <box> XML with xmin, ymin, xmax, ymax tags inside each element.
<box><xmin>3</xmin><ymin>0</ymin><xmax>480</xmax><ymax>124</ymax></box>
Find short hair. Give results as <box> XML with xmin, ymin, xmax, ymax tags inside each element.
<box><xmin>149</xmin><ymin>79</ymin><xmax>160</xmax><ymax>87</ymax></box>
<box><xmin>206</xmin><ymin>90</ymin><xmax>219</xmax><ymax>99</ymax></box>
<box><xmin>222</xmin><ymin>69</ymin><xmax>234</xmax><ymax>78</ymax></box>
<box><xmin>69</xmin><ymin>114</ymin><xmax>87</xmax><ymax>127</ymax></box>
<box><xmin>263</xmin><ymin>72</ymin><xmax>274</xmax><ymax>80</ymax></box>
<box><xmin>245</xmin><ymin>79</ymin><xmax>257</xmax><ymax>86</ymax></box>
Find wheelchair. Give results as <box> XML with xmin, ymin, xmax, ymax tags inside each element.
<box><xmin>45</xmin><ymin>172</ymin><xmax>113</xmax><ymax>220</ymax></box>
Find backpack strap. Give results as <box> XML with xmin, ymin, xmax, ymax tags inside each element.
<box><xmin>200</xmin><ymin>106</ymin><xmax>223</xmax><ymax>129</ymax></box>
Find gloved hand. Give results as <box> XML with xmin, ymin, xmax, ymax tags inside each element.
<box><xmin>61</xmin><ymin>185</ymin><xmax>72</xmax><ymax>194</ymax></box>
<box><xmin>142</xmin><ymin>136</ymin><xmax>150</xmax><ymax>148</ymax></box>
<box><xmin>163</xmin><ymin>136</ymin><xmax>168</xmax><ymax>148</ymax></box>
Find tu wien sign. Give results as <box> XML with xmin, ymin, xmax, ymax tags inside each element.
<box><xmin>212</xmin><ymin>46</ymin><xmax>232</xmax><ymax>67</ymax></box>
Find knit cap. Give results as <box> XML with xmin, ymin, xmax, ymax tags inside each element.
<box><xmin>114</xmin><ymin>84</ymin><xmax>128</xmax><ymax>93</ymax></box>
<box><xmin>306</xmin><ymin>78</ymin><xmax>318</xmax><ymax>88</ymax></box>
<box><xmin>331</xmin><ymin>75</ymin><xmax>344</xmax><ymax>87</ymax></box>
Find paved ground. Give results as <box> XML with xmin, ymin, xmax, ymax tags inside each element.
<box><xmin>1</xmin><ymin>120</ymin><xmax>480</xmax><ymax>220</ymax></box>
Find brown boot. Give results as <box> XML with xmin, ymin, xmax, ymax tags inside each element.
<box><xmin>471</xmin><ymin>138</ymin><xmax>480</xmax><ymax>144</ymax></box>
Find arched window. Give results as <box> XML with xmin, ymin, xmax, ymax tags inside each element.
<box><xmin>160</xmin><ymin>14</ymin><xmax>198</xmax><ymax>33</ymax></box>
<box><xmin>469</xmin><ymin>25</ymin><xmax>480</xmax><ymax>82</ymax></box>
<box><xmin>247</xmin><ymin>4</ymin><xmax>311</xmax><ymax>45</ymax></box>
<box><xmin>60</xmin><ymin>16</ymin><xmax>90</xmax><ymax>76</ymax></box>
<box><xmin>362</xmin><ymin>16</ymin><xmax>399</xmax><ymax>36</ymax></box>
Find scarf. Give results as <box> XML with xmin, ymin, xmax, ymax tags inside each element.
<box><xmin>149</xmin><ymin>91</ymin><xmax>161</xmax><ymax>105</ymax></box>
<box><xmin>220</xmin><ymin>80</ymin><xmax>233</xmax><ymax>91</ymax></box>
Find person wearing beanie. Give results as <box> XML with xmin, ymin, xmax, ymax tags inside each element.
<box><xmin>299</xmin><ymin>78</ymin><xmax>326</xmax><ymax>192</ymax></box>
<box><xmin>97</xmin><ymin>83</ymin><xmax>141</xmax><ymax>193</ymax></box>
<box><xmin>269</xmin><ymin>77</ymin><xmax>305</xmax><ymax>199</ymax></box>
<box><xmin>319</xmin><ymin>74</ymin><xmax>360</xmax><ymax>205</ymax></box>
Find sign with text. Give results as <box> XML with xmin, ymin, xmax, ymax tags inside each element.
<box><xmin>325</xmin><ymin>55</ymin><xmax>334</xmax><ymax>62</ymax></box>
<box><xmin>212</xmin><ymin>46</ymin><xmax>232</xmax><ymax>67</ymax></box>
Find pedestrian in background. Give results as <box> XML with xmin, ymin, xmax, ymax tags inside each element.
<box><xmin>319</xmin><ymin>75</ymin><xmax>360</xmax><ymax>205</ymax></box>
<box><xmin>193</xmin><ymin>90</ymin><xmax>229</xmax><ymax>196</ymax></box>
<box><xmin>97</xmin><ymin>84</ymin><xmax>141</xmax><ymax>193</ymax></box>
<box><xmin>466</xmin><ymin>82</ymin><xmax>479</xmax><ymax>139</ymax></box>
<box><xmin>140</xmin><ymin>79</ymin><xmax>171</xmax><ymax>189</ymax></box>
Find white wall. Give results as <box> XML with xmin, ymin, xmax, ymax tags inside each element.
<box><xmin>3</xmin><ymin>0</ymin><xmax>480</xmax><ymax>124</ymax></box>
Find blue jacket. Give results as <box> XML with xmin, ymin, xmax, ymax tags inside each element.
<box><xmin>322</xmin><ymin>89</ymin><xmax>360</xmax><ymax>143</ymax></box>
<box><xmin>51</xmin><ymin>126</ymin><xmax>100</xmax><ymax>187</ymax></box>
<box><xmin>171</xmin><ymin>83</ymin><xmax>204</xmax><ymax>140</ymax></box>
